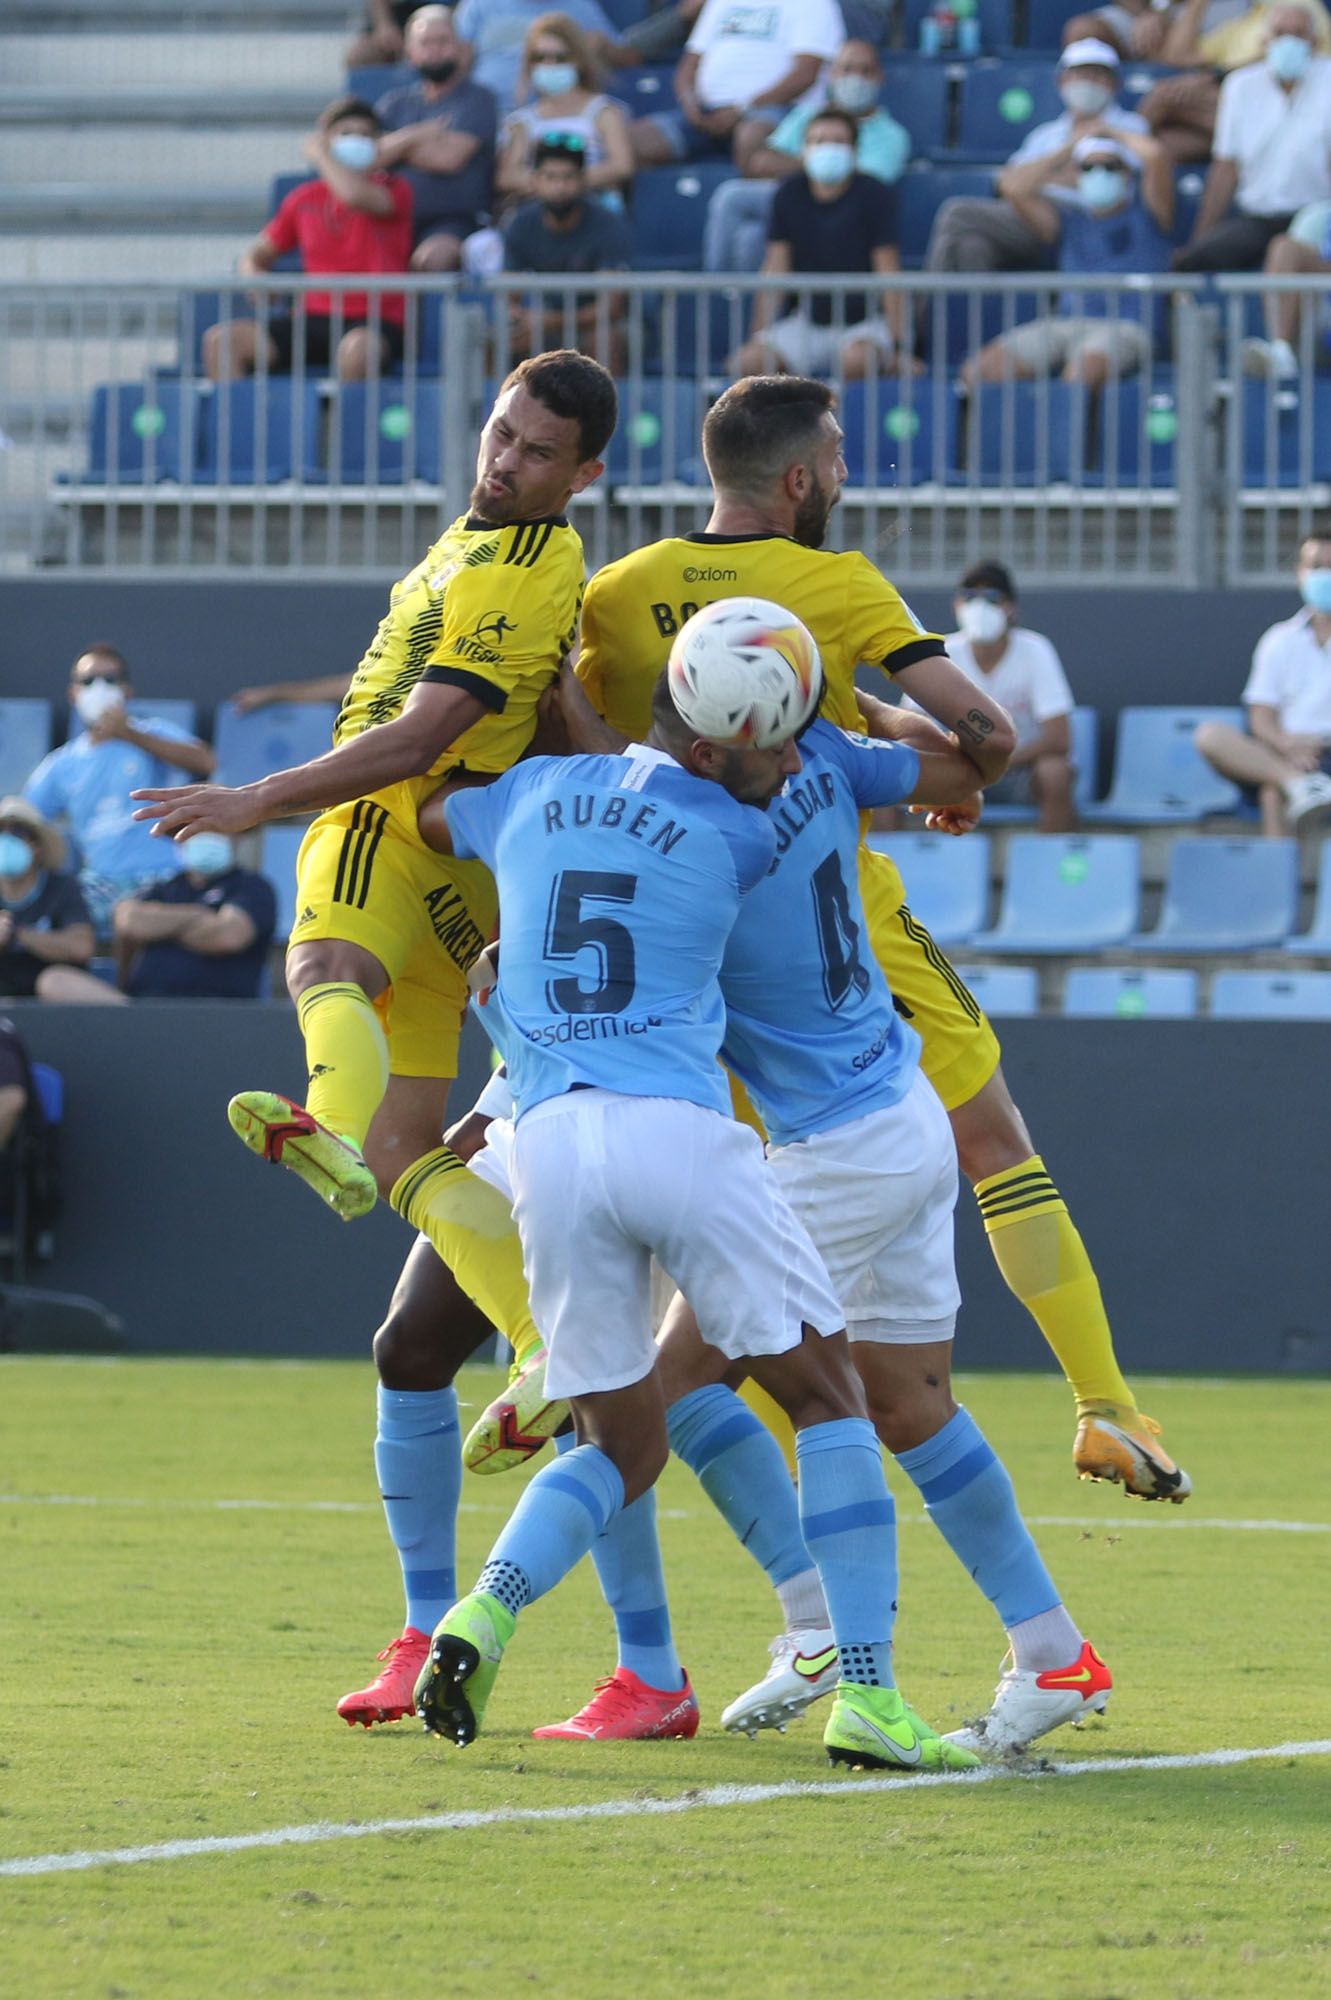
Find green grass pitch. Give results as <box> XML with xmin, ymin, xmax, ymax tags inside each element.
<box><xmin>3</xmin><ymin>1358</ymin><xmax>1328</xmax><ymax>1999</ymax></box>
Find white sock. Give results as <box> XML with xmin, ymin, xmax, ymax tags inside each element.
<box><xmin>1008</xmin><ymin>1603</ymin><xmax>1082</xmax><ymax>1674</ymax></box>
<box><xmin>777</xmin><ymin>1567</ymin><xmax>829</xmax><ymax>1632</ymax></box>
<box><xmin>1271</xmin><ymin>337</ymin><xmax>1299</xmax><ymax>378</ymax></box>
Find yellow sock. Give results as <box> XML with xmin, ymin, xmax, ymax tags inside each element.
<box><xmin>390</xmin><ymin>1147</ymin><xmax>542</xmax><ymax>1361</ymax></box>
<box><xmin>740</xmin><ymin>1378</ymin><xmax>798</xmax><ymax>1477</ymax></box>
<box><xmin>974</xmin><ymin>1155</ymin><xmax>1137</xmax><ymax>1418</ymax></box>
<box><xmin>294</xmin><ymin>982</ymin><xmax>389</xmax><ymax>1147</ymax></box>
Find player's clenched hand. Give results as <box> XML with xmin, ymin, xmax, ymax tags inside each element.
<box><xmin>910</xmin><ymin>793</ymin><xmax>983</xmax><ymax>836</ymax></box>
<box><xmin>130</xmin><ymin>783</ymin><xmax>262</xmax><ymax>839</ymax></box>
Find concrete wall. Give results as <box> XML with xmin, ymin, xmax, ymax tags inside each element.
<box><xmin>4</xmin><ymin>1000</ymin><xmax>1327</xmax><ymax>1373</ymax></box>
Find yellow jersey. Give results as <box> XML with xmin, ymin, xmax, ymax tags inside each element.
<box><xmin>334</xmin><ymin>510</ymin><xmax>585</xmax><ymax>844</ymax></box>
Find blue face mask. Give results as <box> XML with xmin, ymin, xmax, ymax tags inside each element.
<box><xmin>1267</xmin><ymin>33</ymin><xmax>1312</xmax><ymax>82</ymax></box>
<box><xmin>829</xmin><ymin>74</ymin><xmax>878</xmax><ymax>114</ymax></box>
<box><xmin>1079</xmin><ymin>165</ymin><xmax>1128</xmax><ymax>213</ymax></box>
<box><xmin>329</xmin><ymin>132</ymin><xmax>378</xmax><ymax>172</ymax></box>
<box><xmin>532</xmin><ymin>61</ymin><xmax>578</xmax><ymax>96</ymax></box>
<box><xmin>181</xmin><ymin>833</ymin><xmax>234</xmax><ymax>877</ymax></box>
<box><xmin>0</xmin><ymin>831</ymin><xmax>34</xmax><ymax>877</ymax></box>
<box><xmin>805</xmin><ymin>141</ymin><xmax>856</xmax><ymax>187</ymax></box>
<box><xmin>1300</xmin><ymin>568</ymin><xmax>1331</xmax><ymax>612</ymax></box>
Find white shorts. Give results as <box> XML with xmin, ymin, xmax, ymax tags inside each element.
<box><xmin>765</xmin><ymin>1073</ymin><xmax>961</xmax><ymax>1345</ymax></box>
<box><xmin>762</xmin><ymin>312</ymin><xmax>895</xmax><ymax>375</ymax></box>
<box><xmin>505</xmin><ymin>1089</ymin><xmax>844</xmax><ymax>1401</ymax></box>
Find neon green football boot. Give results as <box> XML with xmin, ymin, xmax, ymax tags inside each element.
<box><xmin>414</xmin><ymin>1593</ymin><xmax>516</xmax><ymax>1746</ymax></box>
<box><xmin>823</xmin><ymin>1683</ymin><xmax>981</xmax><ymax>1773</ymax></box>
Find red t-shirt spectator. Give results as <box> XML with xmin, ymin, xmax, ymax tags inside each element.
<box><xmin>266</xmin><ymin>175</ymin><xmax>413</xmax><ymax>324</ymax></box>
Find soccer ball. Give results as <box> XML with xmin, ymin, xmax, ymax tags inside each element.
<box><xmin>667</xmin><ymin>596</ymin><xmax>824</xmax><ymax>748</ymax></box>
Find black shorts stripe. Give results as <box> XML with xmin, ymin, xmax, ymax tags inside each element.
<box><xmin>355</xmin><ymin>803</ymin><xmax>389</xmax><ymax>910</ymax></box>
<box><xmin>332</xmin><ymin>799</ymin><xmax>368</xmax><ymax>905</ymax></box>
<box><xmin>897</xmin><ymin>905</ymin><xmax>983</xmax><ymax>1025</ymax></box>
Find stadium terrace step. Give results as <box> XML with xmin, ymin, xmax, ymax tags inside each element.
<box><xmin>5</xmin><ymin>0</ymin><xmax>348</xmax><ymax>24</ymax></box>
<box><xmin>0</xmin><ymin>186</ymin><xmax>263</xmax><ymax>230</ymax></box>
<box><xmin>2</xmin><ymin>32</ymin><xmax>344</xmax><ymax>89</ymax></box>
<box><xmin>0</xmin><ymin>231</ymin><xmax>253</xmax><ymax>283</ymax></box>
<box><xmin>0</xmin><ymin>127</ymin><xmax>307</xmax><ymax>188</ymax></box>
<box><xmin>0</xmin><ymin>88</ymin><xmax>333</xmax><ymax>125</ymax></box>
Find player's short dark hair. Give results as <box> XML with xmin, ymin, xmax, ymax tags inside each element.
<box><xmin>73</xmin><ymin>640</ymin><xmax>130</xmax><ymax>677</ymax></box>
<box><xmin>500</xmin><ymin>348</ymin><xmax>618</xmax><ymax>462</ymax></box>
<box><xmin>533</xmin><ymin>135</ymin><xmax>586</xmax><ymax>172</ymax></box>
<box><xmin>649</xmin><ymin>665</ymin><xmax>689</xmax><ymax>745</ymax></box>
<box><xmin>959</xmin><ymin>559</ymin><xmax>1017</xmax><ymax>601</ymax></box>
<box><xmin>805</xmin><ymin>106</ymin><xmax>858</xmax><ymax>147</ymax></box>
<box><xmin>702</xmin><ymin>375</ymin><xmax>835</xmax><ymax>495</ymax></box>
<box><xmin>320</xmin><ymin>95</ymin><xmax>382</xmax><ymax>134</ymax></box>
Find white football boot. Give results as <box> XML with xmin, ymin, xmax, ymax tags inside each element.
<box><xmin>721</xmin><ymin>1627</ymin><xmax>841</xmax><ymax>1735</ymax></box>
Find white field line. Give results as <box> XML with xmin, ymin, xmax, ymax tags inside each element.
<box><xmin>1</xmin><ymin>1493</ymin><xmax>1329</xmax><ymax>1533</ymax></box>
<box><xmin>3</xmin><ymin>1739</ymin><xmax>1328</xmax><ymax>1881</ymax></box>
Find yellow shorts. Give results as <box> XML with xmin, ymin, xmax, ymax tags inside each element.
<box><xmin>289</xmin><ymin>798</ymin><xmax>497</xmax><ymax>1080</ymax></box>
<box><xmin>858</xmin><ymin>845</ymin><xmax>1001</xmax><ymax>1112</ymax></box>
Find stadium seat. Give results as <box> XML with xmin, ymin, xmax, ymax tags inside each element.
<box><xmin>69</xmin><ymin>696</ymin><xmax>198</xmax><ymax>742</ymax></box>
<box><xmin>0</xmin><ymin>699</ymin><xmax>53</xmax><ymax>794</ymax></box>
<box><xmin>1209</xmin><ymin>970</ymin><xmax>1331</xmax><ymax>1019</ymax></box>
<box><xmin>897</xmin><ymin>166</ymin><xmax>996</xmax><ymax>266</ymax></box>
<box><xmin>608</xmin><ymin>63</ymin><xmax>675</xmax><ymax>118</ymax></box>
<box><xmin>631</xmin><ymin>163</ymin><xmax>733</xmax><ymax>269</ymax></box>
<box><xmin>901</xmin><ymin>0</ymin><xmax>1016</xmax><ymax>54</ymax></box>
<box><xmin>601</xmin><ymin>0</ymin><xmax>652</xmax><ymax>28</ymax></box>
<box><xmin>950</xmin><ymin>963</ymin><xmax>1040</xmax><ymax>1014</ymax></box>
<box><xmin>604</xmin><ymin>378</ymin><xmax>704</xmax><ymax>485</ymax></box>
<box><xmin>213</xmin><ymin>701</ymin><xmax>339</xmax><ymax>790</ymax></box>
<box><xmin>259</xmin><ymin>824</ymin><xmax>307</xmax><ymax>944</ymax></box>
<box><xmin>865</xmin><ymin>832</ymin><xmax>991</xmax><ymax>943</ymax></box>
<box><xmin>346</xmin><ymin>63</ymin><xmax>411</xmax><ymax>99</ymax></box>
<box><xmin>647</xmin><ymin>290</ymin><xmax>738</xmax><ymax>380</ymax></box>
<box><xmin>1063</xmin><ymin>966</ymin><xmax>1200</xmax><ymax>1018</ymax></box>
<box><xmin>1082</xmin><ymin>706</ymin><xmax>1246</xmax><ymax>822</ymax></box>
<box><xmin>331</xmin><ymin>381</ymin><xmax>442</xmax><ymax>483</ymax></box>
<box><xmin>981</xmin><ymin>705</ymin><xmax>1099</xmax><ymax>821</ymax></box>
<box><xmin>963</xmin><ymin>379</ymin><xmax>1088</xmax><ymax>485</ymax></box>
<box><xmin>1129</xmin><ymin>837</ymin><xmax>1298</xmax><ymax>951</ymax></box>
<box><xmin>839</xmin><ymin>379</ymin><xmax>955</xmax><ymax>486</ymax></box>
<box><xmin>197</xmin><ymin>379</ymin><xmax>323</xmax><ymax>485</ymax></box>
<box><xmin>178</xmin><ymin>289</ymin><xmax>253</xmax><ymax>375</ymax></box>
<box><xmin>974</xmin><ymin>833</ymin><xmax>1140</xmax><ymax>952</ymax></box>
<box><xmin>86</xmin><ymin>382</ymin><xmax>199</xmax><ymax>483</ymax></box>
<box><xmin>1025</xmin><ymin>0</ymin><xmax>1086</xmax><ymax>50</ymax></box>
<box><xmin>879</xmin><ymin>66</ymin><xmax>949</xmax><ymax>158</ymax></box>
<box><xmin>1241</xmin><ymin>379</ymin><xmax>1331</xmax><ymax>487</ymax></box>
<box><xmin>1093</xmin><ymin>375</ymin><xmax>1180</xmax><ymax>488</ymax></box>
<box><xmin>950</xmin><ymin>62</ymin><xmax>1063</xmax><ymax>163</ymax></box>
<box><xmin>1287</xmin><ymin>843</ymin><xmax>1331</xmax><ymax>954</ymax></box>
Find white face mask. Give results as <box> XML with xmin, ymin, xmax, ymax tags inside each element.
<box><xmin>73</xmin><ymin>678</ymin><xmax>125</xmax><ymax>725</ymax></box>
<box><xmin>958</xmin><ymin>596</ymin><xmax>1008</xmax><ymax>644</ymax></box>
<box><xmin>1061</xmin><ymin>78</ymin><xmax>1113</xmax><ymax>116</ymax></box>
<box><xmin>329</xmin><ymin>132</ymin><xmax>378</xmax><ymax>171</ymax></box>
<box><xmin>829</xmin><ymin>74</ymin><xmax>879</xmax><ymax>114</ymax></box>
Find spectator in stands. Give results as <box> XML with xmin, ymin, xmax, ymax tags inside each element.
<box><xmin>0</xmin><ymin>1017</ymin><xmax>29</xmax><ymax>1161</ymax></box>
<box><xmin>452</xmin><ymin>0</ymin><xmax>620</xmax><ymax>115</ymax></box>
<box><xmin>1242</xmin><ymin>205</ymin><xmax>1331</xmax><ymax>377</ymax></box>
<box><xmin>1174</xmin><ymin>6</ymin><xmax>1331</xmax><ymax>270</ymax></box>
<box><xmin>496</xmin><ymin>13</ymin><xmax>633</xmax><ymax>210</ymax></box>
<box><xmin>961</xmin><ymin>128</ymin><xmax>1173</xmax><ymax>388</ymax></box>
<box><xmin>41</xmin><ymin>837</ymin><xmax>278</xmax><ymax>1006</ymax></box>
<box><xmin>731</xmin><ymin>107</ymin><xmax>909</xmax><ymax>378</ymax></box>
<box><xmin>374</xmin><ymin>7</ymin><xmax>499</xmax><ymax>272</ymax></box>
<box><xmin>1195</xmin><ymin>533</ymin><xmax>1331</xmax><ymax>832</ymax></box>
<box><xmin>909</xmin><ymin>564</ymin><xmax>1078</xmax><ymax>832</ymax></box>
<box><xmin>926</xmin><ymin>41</ymin><xmax>1147</xmax><ymax>275</ymax></box>
<box><xmin>703</xmin><ymin>38</ymin><xmax>908</xmax><ymax>275</ymax></box>
<box><xmin>348</xmin><ymin>0</ymin><xmax>423</xmax><ymax>70</ymax></box>
<box><xmin>0</xmin><ymin>800</ymin><xmax>95</xmax><ymax>1001</ymax></box>
<box><xmin>502</xmin><ymin>137</ymin><xmax>632</xmax><ymax>369</ymax></box>
<box><xmin>630</xmin><ymin>0</ymin><xmax>844</xmax><ymax>174</ymax></box>
<box><xmin>204</xmin><ymin>99</ymin><xmax>412</xmax><ymax>383</ymax></box>
<box><xmin>24</xmin><ymin>646</ymin><xmax>214</xmax><ymax>933</ymax></box>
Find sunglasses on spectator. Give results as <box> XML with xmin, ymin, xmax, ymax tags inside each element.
<box><xmin>959</xmin><ymin>588</ymin><xmax>1007</xmax><ymax>604</ymax></box>
<box><xmin>532</xmin><ymin>45</ymin><xmax>572</xmax><ymax>61</ymax></box>
<box><xmin>72</xmin><ymin>667</ymin><xmax>127</xmax><ymax>684</ymax></box>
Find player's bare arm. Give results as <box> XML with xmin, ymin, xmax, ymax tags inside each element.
<box><xmin>855</xmin><ymin>688</ymin><xmax>983</xmax><ymax>834</ymax></box>
<box><xmin>890</xmin><ymin>654</ymin><xmax>1015</xmax><ymax>786</ymax></box>
<box><xmin>130</xmin><ymin>680</ymin><xmax>487</xmax><ymax>841</ymax></box>
<box><xmin>559</xmin><ymin>659</ymin><xmax>628</xmax><ymax>755</ymax></box>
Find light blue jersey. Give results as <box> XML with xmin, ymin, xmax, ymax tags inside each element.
<box><xmin>446</xmin><ymin>744</ymin><xmax>776</xmax><ymax>1118</ymax></box>
<box><xmin>721</xmin><ymin>720</ymin><xmax>923</xmax><ymax>1145</ymax></box>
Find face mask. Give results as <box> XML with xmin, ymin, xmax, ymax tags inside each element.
<box><xmin>416</xmin><ymin>58</ymin><xmax>457</xmax><ymax>84</ymax></box>
<box><xmin>829</xmin><ymin>74</ymin><xmax>878</xmax><ymax>114</ymax></box>
<box><xmin>181</xmin><ymin>833</ymin><xmax>234</xmax><ymax>877</ymax></box>
<box><xmin>532</xmin><ymin>61</ymin><xmax>578</xmax><ymax>95</ymax></box>
<box><xmin>73</xmin><ymin>677</ymin><xmax>125</xmax><ymax>725</ymax></box>
<box><xmin>329</xmin><ymin>132</ymin><xmax>378</xmax><ymax>171</ymax></box>
<box><xmin>1267</xmin><ymin>33</ymin><xmax>1311</xmax><ymax>82</ymax></box>
<box><xmin>1079</xmin><ymin>165</ymin><xmax>1128</xmax><ymax>212</ymax></box>
<box><xmin>0</xmin><ymin>832</ymin><xmax>34</xmax><ymax>877</ymax></box>
<box><xmin>1060</xmin><ymin>78</ymin><xmax>1113</xmax><ymax>115</ymax></box>
<box><xmin>1299</xmin><ymin>568</ymin><xmax>1331</xmax><ymax>612</ymax></box>
<box><xmin>805</xmin><ymin>142</ymin><xmax>856</xmax><ymax>187</ymax></box>
<box><xmin>958</xmin><ymin>597</ymin><xmax>1008</xmax><ymax>644</ymax></box>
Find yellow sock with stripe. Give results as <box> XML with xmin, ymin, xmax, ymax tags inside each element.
<box><xmin>973</xmin><ymin>1155</ymin><xmax>1137</xmax><ymax>1419</ymax></box>
<box><xmin>294</xmin><ymin>982</ymin><xmax>389</xmax><ymax>1147</ymax></box>
<box><xmin>740</xmin><ymin>1378</ymin><xmax>798</xmax><ymax>1478</ymax></box>
<box><xmin>390</xmin><ymin>1148</ymin><xmax>543</xmax><ymax>1361</ymax></box>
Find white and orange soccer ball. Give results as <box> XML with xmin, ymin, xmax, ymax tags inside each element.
<box><xmin>667</xmin><ymin>596</ymin><xmax>824</xmax><ymax>749</ymax></box>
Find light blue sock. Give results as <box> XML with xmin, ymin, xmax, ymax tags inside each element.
<box><xmin>795</xmin><ymin>1417</ymin><xmax>897</xmax><ymax>1688</ymax></box>
<box><xmin>667</xmin><ymin>1384</ymin><xmax>811</xmax><ymax>1588</ymax></box>
<box><xmin>895</xmin><ymin>1406</ymin><xmax>1062</xmax><ymax>1628</ymax></box>
<box><xmin>556</xmin><ymin>1432</ymin><xmax>684</xmax><ymax>1690</ymax></box>
<box><xmin>476</xmin><ymin>1441</ymin><xmax>624</xmax><ymax>1617</ymax></box>
<box><xmin>374</xmin><ymin>1384</ymin><xmax>460</xmax><ymax>1635</ymax></box>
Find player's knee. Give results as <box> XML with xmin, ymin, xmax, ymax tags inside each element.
<box><xmin>870</xmin><ymin>1383</ymin><xmax>958</xmax><ymax>1455</ymax></box>
<box><xmin>598</xmin><ymin>1428</ymin><xmax>668</xmax><ymax>1506</ymax></box>
<box><xmin>372</xmin><ymin>1304</ymin><xmax>453</xmax><ymax>1391</ymax></box>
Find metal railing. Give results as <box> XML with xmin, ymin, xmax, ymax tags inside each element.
<box><xmin>2</xmin><ymin>268</ymin><xmax>1322</xmax><ymax>584</ymax></box>
<box><xmin>1218</xmin><ymin>275</ymin><xmax>1331</xmax><ymax>586</ymax></box>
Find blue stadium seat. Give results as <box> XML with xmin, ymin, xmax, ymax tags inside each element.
<box><xmin>270</xmin><ymin>171</ymin><xmax>314</xmax><ymax>215</ymax></box>
<box><xmin>902</xmin><ymin>0</ymin><xmax>1016</xmax><ymax>54</ymax></box>
<box><xmin>87</xmin><ymin>382</ymin><xmax>199</xmax><ymax>482</ymax></box>
<box><xmin>602</xmin><ymin>0</ymin><xmax>652</xmax><ymax>27</ymax></box>
<box><xmin>331</xmin><ymin>381</ymin><xmax>442</xmax><ymax>483</ymax></box>
<box><xmin>897</xmin><ymin>167</ymin><xmax>996</xmax><ymax>266</ymax></box>
<box><xmin>1130</xmin><ymin>837</ymin><xmax>1298</xmax><ymax>951</ymax></box>
<box><xmin>213</xmin><ymin>701</ymin><xmax>339</xmax><ymax>790</ymax></box>
<box><xmin>880</xmin><ymin>66</ymin><xmax>949</xmax><ymax>158</ymax></box>
<box><xmin>1118</xmin><ymin>62</ymin><xmax>1180</xmax><ymax>114</ymax></box>
<box><xmin>1094</xmin><ymin>374</ymin><xmax>1180</xmax><ymax>488</ymax></box>
<box><xmin>839</xmin><ymin>380</ymin><xmax>954</xmax><ymax>486</ymax></box>
<box><xmin>1287</xmin><ymin>843</ymin><xmax>1331</xmax><ymax>954</ymax></box>
<box><xmin>605</xmin><ymin>378</ymin><xmax>705</xmax><ymax>485</ymax></box>
<box><xmin>964</xmin><ymin>379</ymin><xmax>1088</xmax><ymax>485</ymax></box>
<box><xmin>982</xmin><ymin>705</ymin><xmax>1099</xmax><ymax>821</ymax></box>
<box><xmin>1025</xmin><ymin>0</ymin><xmax>1084</xmax><ymax>50</ymax></box>
<box><xmin>924</xmin><ymin>285</ymin><xmax>1048</xmax><ymax>367</ymax></box>
<box><xmin>631</xmin><ymin>162</ymin><xmax>733</xmax><ymax>269</ymax></box>
<box><xmin>950</xmin><ymin>963</ymin><xmax>1040</xmax><ymax>1014</ymax></box>
<box><xmin>198</xmin><ymin>379</ymin><xmax>323</xmax><ymax>485</ymax></box>
<box><xmin>1083</xmin><ymin>706</ymin><xmax>1246</xmax><ymax>822</ymax></box>
<box><xmin>951</xmin><ymin>62</ymin><xmax>1062</xmax><ymax>162</ymax></box>
<box><xmin>0</xmin><ymin>699</ymin><xmax>53</xmax><ymax>794</ymax></box>
<box><xmin>69</xmin><ymin>696</ymin><xmax>198</xmax><ymax>743</ymax></box>
<box><xmin>1241</xmin><ymin>380</ymin><xmax>1331</xmax><ymax>487</ymax></box>
<box><xmin>259</xmin><ymin>824</ymin><xmax>307</xmax><ymax>944</ymax></box>
<box><xmin>1063</xmin><ymin>967</ymin><xmax>1199</xmax><ymax>1018</ymax></box>
<box><xmin>647</xmin><ymin>290</ymin><xmax>738</xmax><ymax>379</ymax></box>
<box><xmin>866</xmin><ymin>832</ymin><xmax>991</xmax><ymax>944</ymax></box>
<box><xmin>347</xmin><ymin>63</ymin><xmax>412</xmax><ymax>100</ymax></box>
<box><xmin>974</xmin><ymin>833</ymin><xmax>1140</xmax><ymax>952</ymax></box>
<box><xmin>178</xmin><ymin>289</ymin><xmax>253</xmax><ymax>375</ymax></box>
<box><xmin>608</xmin><ymin>64</ymin><xmax>676</xmax><ymax>118</ymax></box>
<box><xmin>1209</xmin><ymin>970</ymin><xmax>1331</xmax><ymax>1020</ymax></box>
